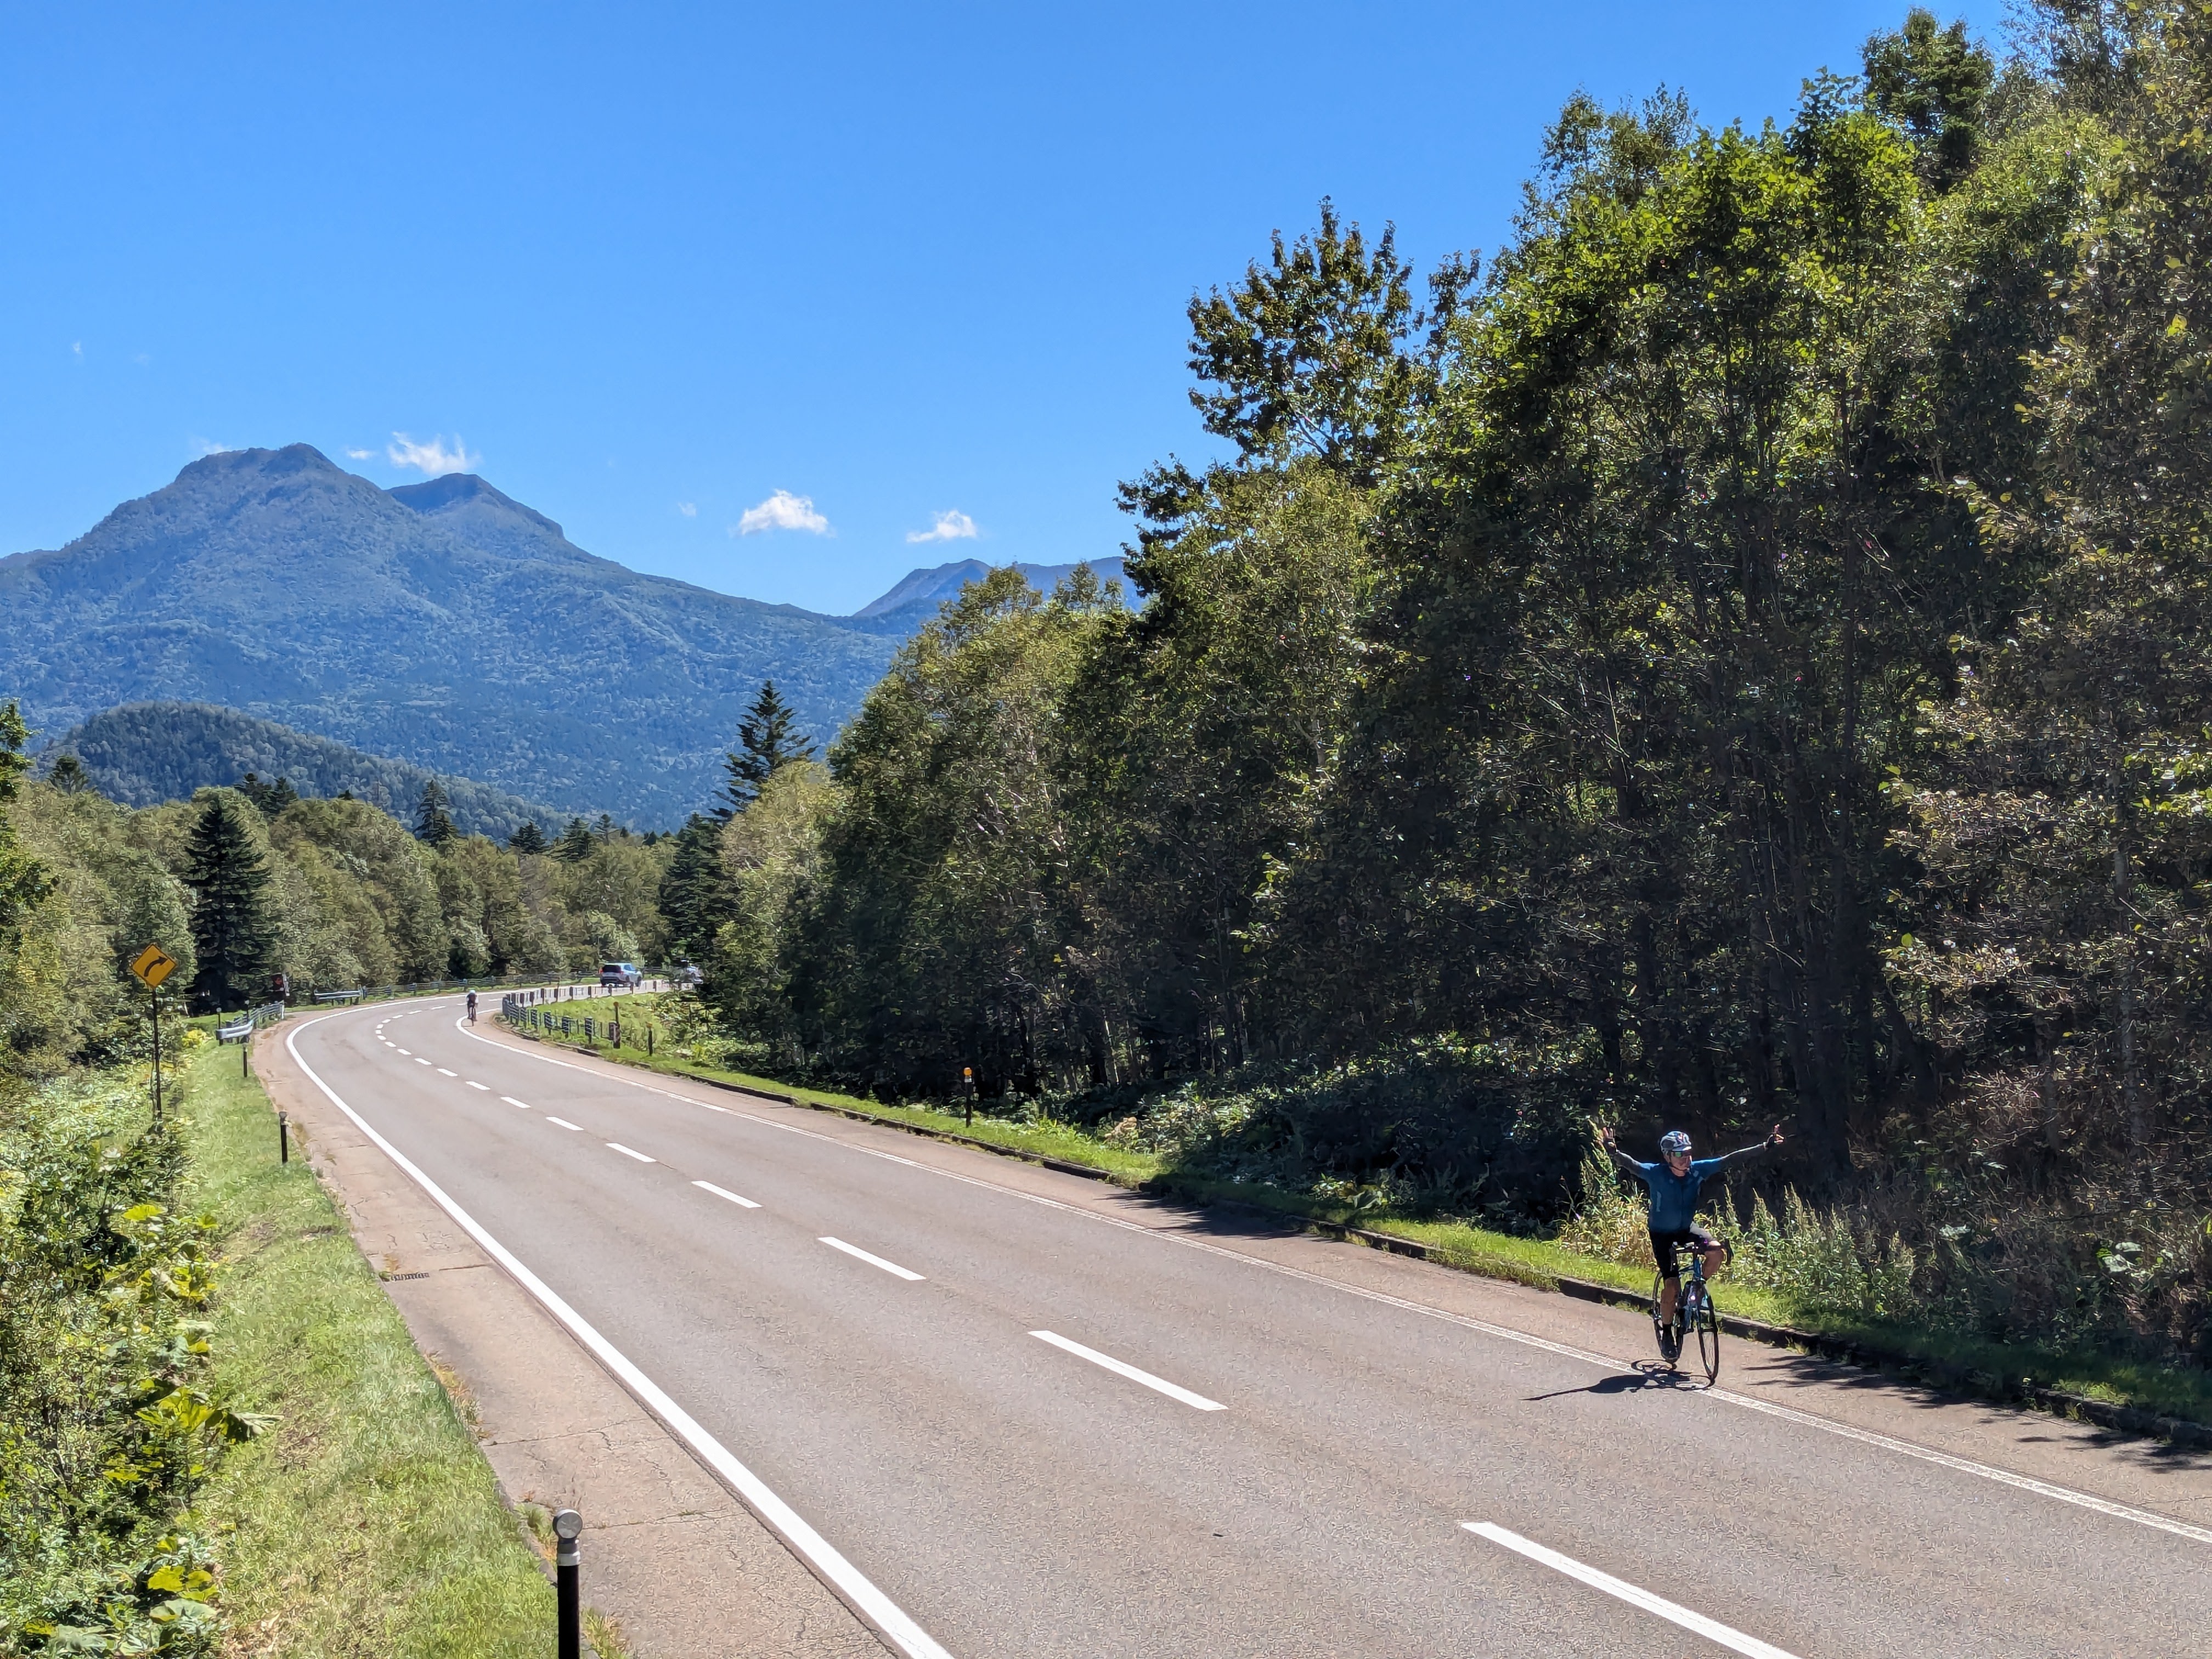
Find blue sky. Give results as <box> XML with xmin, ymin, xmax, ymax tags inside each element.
<box><xmin>2</xmin><ymin>2</ymin><xmax>1970</xmax><ymax>614</ymax></box>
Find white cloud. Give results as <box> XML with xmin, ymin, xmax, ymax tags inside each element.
<box><xmin>191</xmin><ymin>438</ymin><xmax>232</xmax><ymax>456</ymax></box>
<box><xmin>677</xmin><ymin>501</ymin><xmax>697</xmax><ymax>517</ymax></box>
<box><xmin>71</xmin><ymin>341</ymin><xmax>82</xmax><ymax>359</ymax></box>
<box><xmin>345</xmin><ymin>447</ymin><xmax>375</xmax><ymax>461</ymax></box>
<box><xmin>387</xmin><ymin>432</ymin><xmax>481</xmax><ymax>475</ymax></box>
<box><xmin>733</xmin><ymin>489</ymin><xmax>830</xmax><ymax>537</ymax></box>
<box><xmin>906</xmin><ymin>509</ymin><xmax>979</xmax><ymax>544</ymax></box>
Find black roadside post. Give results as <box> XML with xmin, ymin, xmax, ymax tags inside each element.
<box><xmin>242</xmin><ymin>1024</ymin><xmax>251</xmax><ymax>1080</ymax></box>
<box><xmin>553</xmin><ymin>1508</ymin><xmax>583</xmax><ymax>1659</ymax></box>
<box><xmin>278</xmin><ymin>1110</ymin><xmax>289</xmax><ymax>1165</ymax></box>
<box><xmin>963</xmin><ymin>1066</ymin><xmax>974</xmax><ymax>1127</ymax></box>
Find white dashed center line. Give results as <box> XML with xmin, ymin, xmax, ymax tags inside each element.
<box><xmin>607</xmin><ymin>1142</ymin><xmax>656</xmax><ymax>1163</ymax></box>
<box><xmin>820</xmin><ymin>1237</ymin><xmax>925</xmax><ymax>1280</ymax></box>
<box><xmin>693</xmin><ymin>1180</ymin><xmax>759</xmax><ymax>1209</ymax></box>
<box><xmin>546</xmin><ymin>1116</ymin><xmax>584</xmax><ymax>1131</ymax></box>
<box><xmin>465</xmin><ymin>1081</ymin><xmax>489</xmax><ymax>1091</ymax></box>
<box><xmin>1029</xmin><ymin>1330</ymin><xmax>1225</xmax><ymax>1411</ymax></box>
<box><xmin>436</xmin><ymin>1067</ymin><xmax>457</xmax><ymax>1077</ymax></box>
<box><xmin>1463</xmin><ymin>1523</ymin><xmax>1799</xmax><ymax>1658</ymax></box>
<box><xmin>415</xmin><ymin>1058</ymin><xmax>431</xmax><ymax>1066</ymax></box>
<box><xmin>394</xmin><ymin>1047</ymin><xmax>410</xmax><ymax>1055</ymax></box>
<box><xmin>501</xmin><ymin>1096</ymin><xmax>532</xmax><ymax>1109</ymax></box>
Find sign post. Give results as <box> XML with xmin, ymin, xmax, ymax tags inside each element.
<box><xmin>128</xmin><ymin>945</ymin><xmax>178</xmax><ymax>1128</ymax></box>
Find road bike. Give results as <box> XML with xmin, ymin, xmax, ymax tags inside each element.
<box><xmin>1652</xmin><ymin>1239</ymin><xmax>1723</xmax><ymax>1384</ymax></box>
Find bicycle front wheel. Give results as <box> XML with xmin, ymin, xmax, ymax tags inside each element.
<box><xmin>1692</xmin><ymin>1293</ymin><xmax>1722</xmax><ymax>1384</ymax></box>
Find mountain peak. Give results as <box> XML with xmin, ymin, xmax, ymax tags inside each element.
<box><xmin>388</xmin><ymin>471</ymin><xmax>564</xmax><ymax>539</ymax></box>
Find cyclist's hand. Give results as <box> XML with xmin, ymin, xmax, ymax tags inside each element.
<box><xmin>1769</xmin><ymin>1122</ymin><xmax>1785</xmax><ymax>1146</ymax></box>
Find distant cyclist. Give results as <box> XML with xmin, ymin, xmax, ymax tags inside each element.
<box><xmin>465</xmin><ymin>990</ymin><xmax>477</xmax><ymax>1024</ymax></box>
<box><xmin>1597</xmin><ymin>1120</ymin><xmax>1782</xmax><ymax>1355</ymax></box>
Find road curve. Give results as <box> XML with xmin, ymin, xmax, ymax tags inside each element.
<box><xmin>289</xmin><ymin>999</ymin><xmax>2212</xmax><ymax>1658</ymax></box>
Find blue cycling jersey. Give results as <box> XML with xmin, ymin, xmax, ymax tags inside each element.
<box><xmin>1608</xmin><ymin>1142</ymin><xmax>1767</xmax><ymax>1232</ymax></box>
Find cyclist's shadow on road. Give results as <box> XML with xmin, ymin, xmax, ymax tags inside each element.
<box><xmin>1525</xmin><ymin>1363</ymin><xmax>1708</xmax><ymax>1401</ymax></box>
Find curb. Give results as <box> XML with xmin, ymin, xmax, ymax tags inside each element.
<box><xmin>506</xmin><ymin>1024</ymin><xmax>2212</xmax><ymax>1452</ymax></box>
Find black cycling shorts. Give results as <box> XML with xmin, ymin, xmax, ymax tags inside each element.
<box><xmin>1650</xmin><ymin>1227</ymin><xmax>1719</xmax><ymax>1277</ymax></box>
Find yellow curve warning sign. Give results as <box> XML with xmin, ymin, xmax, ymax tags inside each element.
<box><xmin>129</xmin><ymin>944</ymin><xmax>178</xmax><ymax>989</ymax></box>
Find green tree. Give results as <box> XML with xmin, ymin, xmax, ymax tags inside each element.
<box><xmin>413</xmin><ymin>781</ymin><xmax>458</xmax><ymax>848</ymax></box>
<box><xmin>182</xmin><ymin>790</ymin><xmax>274</xmax><ymax>1011</ymax></box>
<box><xmin>1864</xmin><ymin>9</ymin><xmax>1997</xmax><ymax>192</ymax></box>
<box><xmin>0</xmin><ymin>703</ymin><xmax>50</xmax><ymax>940</ymax></box>
<box><xmin>44</xmin><ymin>754</ymin><xmax>93</xmax><ymax>795</ymax></box>
<box><xmin>1181</xmin><ymin>199</ymin><xmax>1468</xmax><ymax>487</ymax></box>
<box><xmin>552</xmin><ymin>817</ymin><xmax>594</xmax><ymax>862</ymax></box>
<box><xmin>656</xmin><ymin>813</ymin><xmax>730</xmax><ymax>959</ymax></box>
<box><xmin>719</xmin><ymin>680</ymin><xmax>815</xmax><ymax>819</ymax></box>
<box><xmin>508</xmin><ymin>819</ymin><xmax>548</xmax><ymax>854</ymax></box>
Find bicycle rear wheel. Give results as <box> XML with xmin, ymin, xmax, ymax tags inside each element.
<box><xmin>1691</xmin><ymin>1290</ymin><xmax>1721</xmax><ymax>1383</ymax></box>
<box><xmin>1648</xmin><ymin>1273</ymin><xmax>1673</xmax><ymax>1363</ymax></box>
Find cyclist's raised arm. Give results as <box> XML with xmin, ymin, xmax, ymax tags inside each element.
<box><xmin>1712</xmin><ymin>1125</ymin><xmax>1784</xmax><ymax>1166</ymax></box>
<box><xmin>1604</xmin><ymin>1142</ymin><xmax>1651</xmax><ymax>1176</ymax></box>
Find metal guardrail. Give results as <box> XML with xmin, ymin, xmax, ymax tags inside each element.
<box><xmin>218</xmin><ymin>1001</ymin><xmax>288</xmax><ymax>1041</ymax></box>
<box><xmin>313</xmin><ymin>988</ymin><xmax>366</xmax><ymax>1003</ymax></box>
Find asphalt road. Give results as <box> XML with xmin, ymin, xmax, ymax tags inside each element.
<box><xmin>289</xmin><ymin>998</ymin><xmax>2212</xmax><ymax>1658</ymax></box>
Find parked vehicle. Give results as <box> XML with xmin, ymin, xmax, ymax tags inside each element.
<box><xmin>599</xmin><ymin>961</ymin><xmax>642</xmax><ymax>988</ymax></box>
<box><xmin>668</xmin><ymin>962</ymin><xmax>703</xmax><ymax>988</ymax></box>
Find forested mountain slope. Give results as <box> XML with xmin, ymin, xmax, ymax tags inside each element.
<box><xmin>0</xmin><ymin>445</ymin><xmax>899</xmax><ymax>823</ymax></box>
<box><xmin>50</xmin><ymin>701</ymin><xmax>569</xmax><ymax>841</ymax></box>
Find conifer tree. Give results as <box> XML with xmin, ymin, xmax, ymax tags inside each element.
<box><xmin>553</xmin><ymin>817</ymin><xmax>595</xmax><ymax>862</ymax></box>
<box><xmin>46</xmin><ymin>753</ymin><xmax>93</xmax><ymax>795</ymax></box>
<box><xmin>509</xmin><ymin>819</ymin><xmax>548</xmax><ymax>854</ymax></box>
<box><xmin>656</xmin><ymin>812</ymin><xmax>730</xmax><ymax>956</ymax></box>
<box><xmin>414</xmin><ymin>781</ymin><xmax>458</xmax><ymax>848</ymax></box>
<box><xmin>183</xmin><ymin>791</ymin><xmax>273</xmax><ymax>1011</ymax></box>
<box><xmin>719</xmin><ymin>680</ymin><xmax>815</xmax><ymax>819</ymax></box>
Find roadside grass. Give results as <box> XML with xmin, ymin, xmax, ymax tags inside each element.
<box><xmin>514</xmin><ymin>994</ymin><xmax>2212</xmax><ymax>1428</ymax></box>
<box><xmin>183</xmin><ymin>1038</ymin><xmax>556</xmax><ymax>1657</ymax></box>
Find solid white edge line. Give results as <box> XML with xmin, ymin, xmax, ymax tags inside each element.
<box><xmin>819</xmin><ymin>1236</ymin><xmax>926</xmax><ymax>1281</ymax></box>
<box><xmin>450</xmin><ymin>1011</ymin><xmax>2212</xmax><ymax>1548</ymax></box>
<box><xmin>545</xmin><ymin>1116</ymin><xmax>584</xmax><ymax>1131</ymax></box>
<box><xmin>1030</xmin><ymin>1330</ymin><xmax>1226</xmax><ymax>1412</ymax></box>
<box><xmin>606</xmin><ymin>1142</ymin><xmax>656</xmax><ymax>1164</ymax></box>
<box><xmin>694</xmin><ymin>1180</ymin><xmax>761</xmax><ymax>1209</ymax></box>
<box><xmin>283</xmin><ymin>1013</ymin><xmax>954</xmax><ymax>1659</ymax></box>
<box><xmin>1464</xmin><ymin>1523</ymin><xmax>1799</xmax><ymax>1659</ymax></box>
<box><xmin>1707</xmin><ymin>1388</ymin><xmax>2212</xmax><ymax>1546</ymax></box>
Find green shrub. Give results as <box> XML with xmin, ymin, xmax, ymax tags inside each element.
<box><xmin>0</xmin><ymin>1059</ymin><xmax>263</xmax><ymax>1655</ymax></box>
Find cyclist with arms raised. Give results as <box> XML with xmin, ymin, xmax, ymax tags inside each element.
<box><xmin>1597</xmin><ymin>1121</ymin><xmax>1783</xmax><ymax>1357</ymax></box>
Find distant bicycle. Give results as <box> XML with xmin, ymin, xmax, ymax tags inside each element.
<box><xmin>465</xmin><ymin>990</ymin><xmax>477</xmax><ymax>1024</ymax></box>
<box><xmin>1655</xmin><ymin>1237</ymin><xmax>1723</xmax><ymax>1384</ymax></box>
